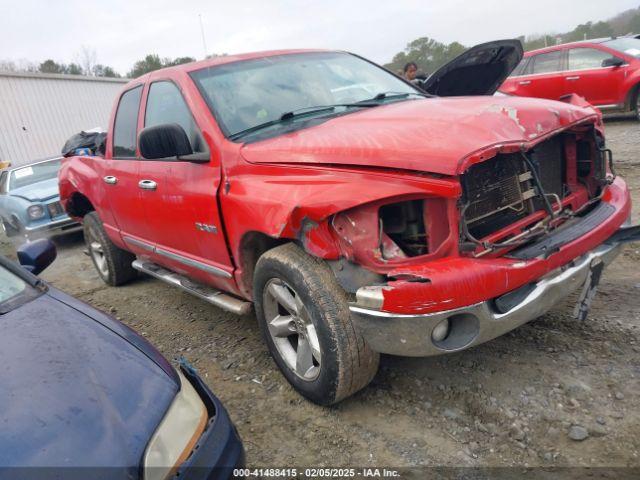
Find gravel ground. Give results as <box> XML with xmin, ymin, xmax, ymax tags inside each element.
<box><xmin>1</xmin><ymin>119</ymin><xmax>639</xmax><ymax>470</ymax></box>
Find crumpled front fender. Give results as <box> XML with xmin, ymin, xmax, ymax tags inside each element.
<box><xmin>223</xmin><ymin>166</ymin><xmax>461</xmax><ymax>262</ymax></box>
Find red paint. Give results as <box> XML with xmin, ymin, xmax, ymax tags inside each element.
<box><xmin>59</xmin><ymin>50</ymin><xmax>632</xmax><ymax>316</ymax></box>
<box><xmin>241</xmin><ymin>95</ymin><xmax>600</xmax><ymax>176</ymax></box>
<box><xmin>500</xmin><ymin>40</ymin><xmax>640</xmax><ymax>111</ymax></box>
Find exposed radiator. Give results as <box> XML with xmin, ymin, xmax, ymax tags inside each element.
<box><xmin>462</xmin><ymin>136</ymin><xmax>566</xmax><ymax>239</ymax></box>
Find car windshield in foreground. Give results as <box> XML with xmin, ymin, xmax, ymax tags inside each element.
<box><xmin>604</xmin><ymin>38</ymin><xmax>640</xmax><ymax>58</ymax></box>
<box><xmin>9</xmin><ymin>159</ymin><xmax>61</xmax><ymax>190</ymax></box>
<box><xmin>190</xmin><ymin>52</ymin><xmax>421</xmax><ymax>140</ymax></box>
<box><xmin>0</xmin><ymin>264</ymin><xmax>30</xmax><ymax>314</ymax></box>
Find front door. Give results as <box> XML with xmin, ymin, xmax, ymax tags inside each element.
<box><xmin>138</xmin><ymin>79</ymin><xmax>233</xmax><ymax>285</ymax></box>
<box><xmin>564</xmin><ymin>47</ymin><xmax>627</xmax><ymax>106</ymax></box>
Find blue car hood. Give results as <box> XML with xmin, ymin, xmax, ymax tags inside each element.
<box><xmin>0</xmin><ymin>291</ymin><xmax>178</xmax><ymax>472</ymax></box>
<box><xmin>10</xmin><ymin>177</ymin><xmax>60</xmax><ymax>202</ymax></box>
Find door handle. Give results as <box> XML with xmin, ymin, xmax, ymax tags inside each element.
<box><xmin>103</xmin><ymin>176</ymin><xmax>117</xmax><ymax>185</ymax></box>
<box><xmin>566</xmin><ymin>76</ymin><xmax>580</xmax><ymax>81</ymax></box>
<box><xmin>518</xmin><ymin>80</ymin><xmax>531</xmax><ymax>85</ymax></box>
<box><xmin>138</xmin><ymin>179</ymin><xmax>157</xmax><ymax>191</ymax></box>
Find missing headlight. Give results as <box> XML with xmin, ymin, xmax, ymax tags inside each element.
<box><xmin>379</xmin><ymin>200</ymin><xmax>427</xmax><ymax>257</ymax></box>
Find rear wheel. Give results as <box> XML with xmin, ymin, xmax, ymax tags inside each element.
<box><xmin>631</xmin><ymin>85</ymin><xmax>640</xmax><ymax>121</ymax></box>
<box><xmin>254</xmin><ymin>243</ymin><xmax>379</xmax><ymax>405</ymax></box>
<box><xmin>84</xmin><ymin>211</ymin><xmax>137</xmax><ymax>286</ymax></box>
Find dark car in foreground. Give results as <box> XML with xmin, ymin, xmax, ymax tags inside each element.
<box><xmin>0</xmin><ymin>158</ymin><xmax>80</xmax><ymax>239</ymax></box>
<box><xmin>0</xmin><ymin>240</ymin><xmax>244</xmax><ymax>479</ymax></box>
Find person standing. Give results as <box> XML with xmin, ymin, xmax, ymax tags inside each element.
<box><xmin>403</xmin><ymin>62</ymin><xmax>418</xmax><ymax>81</ymax></box>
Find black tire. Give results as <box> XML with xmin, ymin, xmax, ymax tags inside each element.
<box><xmin>254</xmin><ymin>243</ymin><xmax>379</xmax><ymax>405</ymax></box>
<box><xmin>1</xmin><ymin>217</ymin><xmax>20</xmax><ymax>238</ymax></box>
<box><xmin>84</xmin><ymin>211</ymin><xmax>137</xmax><ymax>286</ymax></box>
<box><xmin>634</xmin><ymin>88</ymin><xmax>640</xmax><ymax>121</ymax></box>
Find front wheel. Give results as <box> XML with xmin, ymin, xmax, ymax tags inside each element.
<box><xmin>84</xmin><ymin>211</ymin><xmax>137</xmax><ymax>286</ymax></box>
<box><xmin>254</xmin><ymin>243</ymin><xmax>379</xmax><ymax>405</ymax></box>
<box><xmin>1</xmin><ymin>218</ymin><xmax>20</xmax><ymax>238</ymax></box>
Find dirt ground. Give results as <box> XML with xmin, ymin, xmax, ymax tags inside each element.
<box><xmin>2</xmin><ymin>118</ymin><xmax>639</xmax><ymax>470</ymax></box>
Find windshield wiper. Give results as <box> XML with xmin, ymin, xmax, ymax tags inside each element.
<box><xmin>229</xmin><ymin>93</ymin><xmax>429</xmax><ymax>141</ymax></box>
<box><xmin>356</xmin><ymin>91</ymin><xmax>430</xmax><ymax>104</ymax></box>
<box><xmin>229</xmin><ymin>103</ymin><xmax>373</xmax><ymax>140</ymax></box>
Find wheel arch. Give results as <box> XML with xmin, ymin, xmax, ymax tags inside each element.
<box><xmin>624</xmin><ymin>79</ymin><xmax>640</xmax><ymax>112</ymax></box>
<box><xmin>236</xmin><ymin>231</ymin><xmax>289</xmax><ymax>299</ymax></box>
<box><xmin>65</xmin><ymin>192</ymin><xmax>95</xmax><ymax>219</ymax></box>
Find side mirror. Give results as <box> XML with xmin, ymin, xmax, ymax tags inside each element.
<box><xmin>17</xmin><ymin>238</ymin><xmax>57</xmax><ymax>275</ymax></box>
<box><xmin>602</xmin><ymin>57</ymin><xmax>624</xmax><ymax>68</ymax></box>
<box><xmin>138</xmin><ymin>123</ymin><xmax>193</xmax><ymax>160</ymax></box>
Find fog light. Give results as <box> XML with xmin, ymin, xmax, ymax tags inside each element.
<box><xmin>27</xmin><ymin>205</ymin><xmax>45</xmax><ymax>220</ymax></box>
<box><xmin>431</xmin><ymin>318</ymin><xmax>450</xmax><ymax>342</ymax></box>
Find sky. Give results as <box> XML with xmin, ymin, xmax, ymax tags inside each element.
<box><xmin>0</xmin><ymin>0</ymin><xmax>638</xmax><ymax>75</ymax></box>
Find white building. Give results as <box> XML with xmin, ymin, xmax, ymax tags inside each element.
<box><xmin>0</xmin><ymin>72</ymin><xmax>128</xmax><ymax>166</ymax></box>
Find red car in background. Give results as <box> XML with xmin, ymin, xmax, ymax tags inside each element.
<box><xmin>500</xmin><ymin>37</ymin><xmax>640</xmax><ymax>119</ymax></box>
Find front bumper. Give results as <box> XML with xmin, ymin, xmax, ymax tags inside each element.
<box><xmin>350</xmin><ymin>239</ymin><xmax>623</xmax><ymax>357</ymax></box>
<box><xmin>174</xmin><ymin>365</ymin><xmax>245</xmax><ymax>480</ymax></box>
<box><xmin>24</xmin><ymin>216</ymin><xmax>81</xmax><ymax>236</ymax></box>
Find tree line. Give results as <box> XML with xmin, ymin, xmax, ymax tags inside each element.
<box><xmin>0</xmin><ymin>49</ymin><xmax>200</xmax><ymax>79</ymax></box>
<box><xmin>385</xmin><ymin>6</ymin><xmax>640</xmax><ymax>75</ymax></box>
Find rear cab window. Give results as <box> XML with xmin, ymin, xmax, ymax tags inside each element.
<box><xmin>113</xmin><ymin>86</ymin><xmax>143</xmax><ymax>158</ymax></box>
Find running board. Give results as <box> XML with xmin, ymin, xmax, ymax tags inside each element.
<box><xmin>132</xmin><ymin>260</ymin><xmax>252</xmax><ymax>315</ymax></box>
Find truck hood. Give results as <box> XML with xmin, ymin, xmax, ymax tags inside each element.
<box><xmin>241</xmin><ymin>95</ymin><xmax>598</xmax><ymax>176</ymax></box>
<box><xmin>421</xmin><ymin>39</ymin><xmax>523</xmax><ymax>96</ymax></box>
<box><xmin>0</xmin><ymin>292</ymin><xmax>177</xmax><ymax>470</ymax></box>
<box><xmin>9</xmin><ymin>177</ymin><xmax>59</xmax><ymax>202</ymax></box>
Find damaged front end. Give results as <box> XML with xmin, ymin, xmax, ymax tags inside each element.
<box><xmin>459</xmin><ymin>123</ymin><xmax>614</xmax><ymax>258</ymax></box>
<box><xmin>320</xmin><ymin>121</ymin><xmax>635</xmax><ymax>357</ymax></box>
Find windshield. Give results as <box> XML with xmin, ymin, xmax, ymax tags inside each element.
<box><xmin>603</xmin><ymin>38</ymin><xmax>640</xmax><ymax>58</ymax></box>
<box><xmin>0</xmin><ymin>264</ymin><xmax>29</xmax><ymax>313</ymax></box>
<box><xmin>9</xmin><ymin>159</ymin><xmax>61</xmax><ymax>190</ymax></box>
<box><xmin>190</xmin><ymin>52</ymin><xmax>417</xmax><ymax>139</ymax></box>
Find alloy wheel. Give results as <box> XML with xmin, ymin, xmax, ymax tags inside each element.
<box><xmin>88</xmin><ymin>229</ymin><xmax>109</xmax><ymax>278</ymax></box>
<box><xmin>263</xmin><ymin>278</ymin><xmax>321</xmax><ymax>381</ymax></box>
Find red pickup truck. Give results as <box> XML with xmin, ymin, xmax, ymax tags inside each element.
<box><xmin>60</xmin><ymin>40</ymin><xmax>637</xmax><ymax>405</ymax></box>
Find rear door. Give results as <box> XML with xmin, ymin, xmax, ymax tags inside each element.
<box><xmin>564</xmin><ymin>47</ymin><xmax>627</xmax><ymax>106</ymax></box>
<box><xmin>98</xmin><ymin>85</ymin><xmax>149</xmax><ymax>253</ymax></box>
<box><xmin>512</xmin><ymin>49</ymin><xmax>566</xmax><ymax>100</ymax></box>
<box><xmin>137</xmin><ymin>77</ymin><xmax>233</xmax><ymax>284</ymax></box>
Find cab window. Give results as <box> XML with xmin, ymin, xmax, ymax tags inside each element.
<box><xmin>568</xmin><ymin>48</ymin><xmax>614</xmax><ymax>70</ymax></box>
<box><xmin>144</xmin><ymin>81</ymin><xmax>206</xmax><ymax>153</ymax></box>
<box><xmin>529</xmin><ymin>50</ymin><xmax>564</xmax><ymax>74</ymax></box>
<box><xmin>113</xmin><ymin>86</ymin><xmax>143</xmax><ymax>159</ymax></box>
